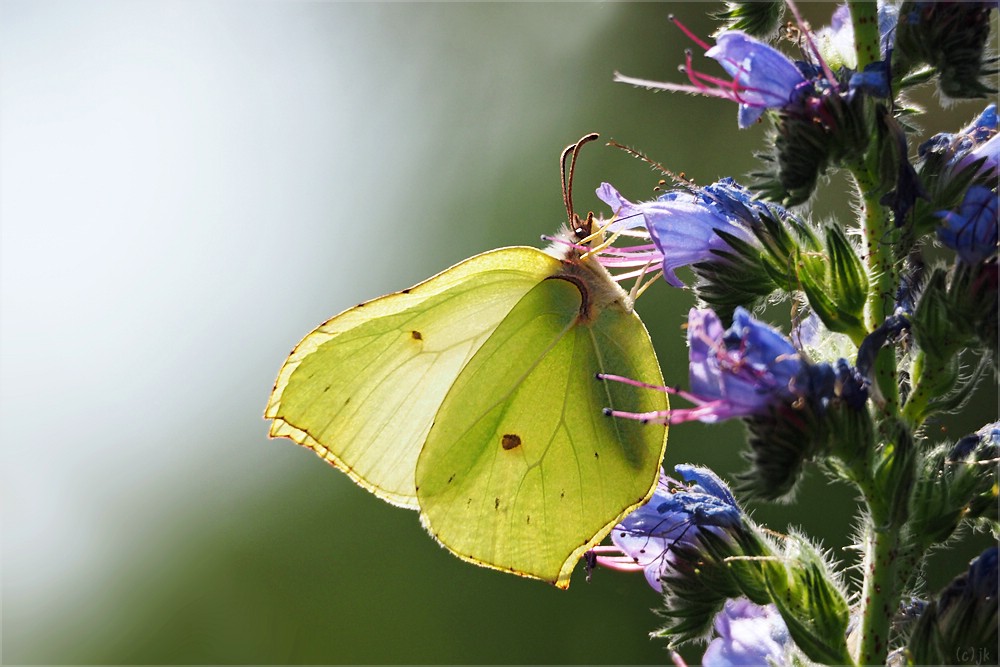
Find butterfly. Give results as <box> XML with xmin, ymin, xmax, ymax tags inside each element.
<box><xmin>265</xmin><ymin>134</ymin><xmax>668</xmax><ymax>588</ymax></box>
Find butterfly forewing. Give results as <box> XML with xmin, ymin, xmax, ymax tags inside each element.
<box><xmin>266</xmin><ymin>247</ymin><xmax>561</xmax><ymax>508</ymax></box>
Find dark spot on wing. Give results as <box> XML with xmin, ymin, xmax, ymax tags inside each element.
<box><xmin>501</xmin><ymin>434</ymin><xmax>522</xmax><ymax>450</ymax></box>
<box><xmin>447</xmin><ymin>473</ymin><xmax>455</xmax><ymax>484</ymax></box>
<box><xmin>343</xmin><ymin>396</ymin><xmax>350</xmax><ymax>404</ymax></box>
<box><xmin>594</xmin><ymin>451</ymin><xmax>600</xmax><ymax>459</ymax></box>
<box><xmin>495</xmin><ymin>497</ymin><xmax>500</xmax><ymax>510</ymax></box>
<box><xmin>411</xmin><ymin>330</ymin><xmax>423</xmax><ymax>340</ymax></box>
<box><xmin>526</xmin><ymin>515</ymin><xmax>531</xmax><ymax>524</ymax></box>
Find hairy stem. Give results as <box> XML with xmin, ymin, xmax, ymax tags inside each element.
<box><xmin>851</xmin><ymin>164</ymin><xmax>900</xmax><ymax>413</ymax></box>
<box><xmin>857</xmin><ymin>523</ymin><xmax>899</xmax><ymax>666</ymax></box>
<box><xmin>848</xmin><ymin>1</ymin><xmax>881</xmax><ymax>71</ymax></box>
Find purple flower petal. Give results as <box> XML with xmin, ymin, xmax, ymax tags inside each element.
<box><xmin>936</xmin><ymin>185</ymin><xmax>999</xmax><ymax>264</ymax></box>
<box><xmin>705</xmin><ymin>31</ymin><xmax>808</xmax><ymax>128</ymax></box>
<box><xmin>702</xmin><ymin>598</ymin><xmax>790</xmax><ymax>667</ymax></box>
<box><xmin>683</xmin><ymin>307</ymin><xmax>801</xmax><ymax>422</ymax></box>
<box><xmin>611</xmin><ymin>465</ymin><xmax>742</xmax><ymax>592</ymax></box>
<box><xmin>595</xmin><ymin>183</ymin><xmax>757</xmax><ymax>288</ymax></box>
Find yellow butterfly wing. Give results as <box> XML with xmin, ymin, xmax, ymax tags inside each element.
<box><xmin>415</xmin><ymin>275</ymin><xmax>667</xmax><ymax>587</ymax></box>
<box><xmin>266</xmin><ymin>247</ymin><xmax>562</xmax><ymax>508</ymax></box>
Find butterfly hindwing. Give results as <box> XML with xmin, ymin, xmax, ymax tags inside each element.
<box><xmin>415</xmin><ymin>275</ymin><xmax>667</xmax><ymax>587</ymax></box>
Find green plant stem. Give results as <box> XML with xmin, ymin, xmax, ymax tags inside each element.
<box><xmin>848</xmin><ymin>1</ymin><xmax>881</xmax><ymax>71</ymax></box>
<box><xmin>845</xmin><ymin>25</ymin><xmax>908</xmax><ymax>649</ymax></box>
<box><xmin>850</xmin><ymin>164</ymin><xmax>899</xmax><ymax>413</ymax></box>
<box><xmin>857</xmin><ymin>522</ymin><xmax>899</xmax><ymax>666</ymax></box>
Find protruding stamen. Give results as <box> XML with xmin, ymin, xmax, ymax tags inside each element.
<box><xmin>785</xmin><ymin>0</ymin><xmax>839</xmax><ymax>89</ymax></box>
<box><xmin>669</xmin><ymin>14</ymin><xmax>711</xmax><ymax>51</ymax></box>
<box><xmin>633</xmin><ymin>269</ymin><xmax>665</xmax><ymax>299</ymax></box>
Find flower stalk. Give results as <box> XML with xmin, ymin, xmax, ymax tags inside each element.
<box><xmin>848</xmin><ymin>1</ymin><xmax>881</xmax><ymax>72</ymax></box>
<box><xmin>588</xmin><ymin>3</ymin><xmax>997</xmax><ymax>664</ymax></box>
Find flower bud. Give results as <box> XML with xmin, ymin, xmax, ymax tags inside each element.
<box><xmin>913</xmin><ymin>268</ymin><xmax>968</xmax><ymax>364</ymax></box>
<box><xmin>910</xmin><ymin>427</ymin><xmax>995</xmax><ymax>549</ymax></box>
<box><xmin>740</xmin><ymin>357</ymin><xmax>872</xmax><ymax>500</ymax></box>
<box><xmin>752</xmin><ymin>68</ymin><xmax>871</xmax><ymax>205</ymax></box>
<box><xmin>871</xmin><ymin>420</ymin><xmax>917</xmax><ymax>527</ymax></box>
<box><xmin>948</xmin><ymin>422</ymin><xmax>999</xmax><ymax>528</ymax></box>
<box><xmin>905</xmin><ymin>546</ymin><xmax>999</xmax><ymax>665</ymax></box>
<box><xmin>796</xmin><ymin>224</ymin><xmax>870</xmax><ymax>339</ymax></box>
<box><xmin>912</xmin><ymin>261</ymin><xmax>998</xmax><ymax>396</ymax></box>
<box><xmin>595</xmin><ymin>465</ymin><xmax>773</xmax><ymax>643</ymax></box>
<box><xmin>713</xmin><ymin>1</ymin><xmax>784</xmax><ymax>40</ymax></box>
<box><xmin>915</xmin><ymin>104</ymin><xmax>999</xmax><ymax>236</ymax></box>
<box><xmin>894</xmin><ymin>1</ymin><xmax>997</xmax><ymax>99</ymax></box>
<box><xmin>763</xmin><ymin>532</ymin><xmax>853</xmax><ymax>665</ymax></box>
<box><xmin>965</xmin><ymin>259</ymin><xmax>999</xmax><ymax>364</ymax></box>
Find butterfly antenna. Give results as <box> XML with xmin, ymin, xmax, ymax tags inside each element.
<box><xmin>606</xmin><ymin>139</ymin><xmax>695</xmax><ymax>190</ymax></box>
<box><xmin>562</xmin><ymin>133</ymin><xmax>600</xmax><ymax>233</ymax></box>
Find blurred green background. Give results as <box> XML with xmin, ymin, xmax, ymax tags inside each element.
<box><xmin>2</xmin><ymin>2</ymin><xmax>995</xmax><ymax>664</ymax></box>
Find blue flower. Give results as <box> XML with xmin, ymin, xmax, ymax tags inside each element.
<box><xmin>920</xmin><ymin>103</ymin><xmax>999</xmax><ymax>176</ymax></box>
<box><xmin>936</xmin><ymin>185</ymin><xmax>999</xmax><ymax>264</ymax></box>
<box><xmin>594</xmin><ymin>465</ymin><xmax>743</xmax><ymax>592</ymax></box>
<box><xmin>907</xmin><ymin>546</ymin><xmax>999</xmax><ymax>664</ymax></box>
<box><xmin>948</xmin><ymin>421</ymin><xmax>1000</xmax><ymax>460</ymax></box>
<box><xmin>683</xmin><ymin>307</ymin><xmax>802</xmax><ymax>423</ymax></box>
<box><xmin>601</xmin><ymin>307</ymin><xmax>867</xmax><ymax>434</ymax></box>
<box><xmin>849</xmin><ymin>61</ymin><xmax>891</xmax><ymax>98</ymax></box>
<box><xmin>702</xmin><ymin>598</ymin><xmax>791</xmax><ymax>667</ymax></box>
<box><xmin>705</xmin><ymin>31</ymin><xmax>810</xmax><ymax>128</ymax></box>
<box><xmin>595</xmin><ymin>182</ymin><xmax>759</xmax><ymax>287</ymax></box>
<box><xmin>614</xmin><ymin>24</ymin><xmax>809</xmax><ymax>129</ymax></box>
<box><xmin>957</xmin><ymin>132</ymin><xmax>1000</xmax><ymax>180</ymax></box>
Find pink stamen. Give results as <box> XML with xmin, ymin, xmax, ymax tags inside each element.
<box><xmin>599</xmin><ymin>373</ymin><xmax>713</xmax><ymax>408</ymax></box>
<box><xmin>588</xmin><ymin>546</ymin><xmax>649</xmax><ymax>572</ymax></box>
<box><xmin>614</xmin><ymin>72</ymin><xmax>736</xmax><ymax>101</ymax></box>
<box><xmin>601</xmin><ymin>261</ymin><xmax>660</xmax><ymax>271</ymax></box>
<box><xmin>609</xmin><ymin>266</ymin><xmax>659</xmax><ymax>282</ymax></box>
<box><xmin>596</xmin><ymin>252</ymin><xmax>660</xmax><ymax>266</ymax></box>
<box><xmin>598</xmin><ymin>373</ymin><xmax>670</xmax><ymax>392</ymax></box>
<box><xmin>681</xmin><ymin>51</ymin><xmax>790</xmax><ymax>111</ymax></box>
<box><xmin>687</xmin><ymin>66</ymin><xmax>744</xmax><ymax>100</ymax></box>
<box><xmin>604</xmin><ymin>407</ymin><xmax>671</xmax><ymax>424</ymax></box>
<box><xmin>597</xmin><ymin>243</ymin><xmax>659</xmax><ymax>255</ymax></box>
<box><xmin>669</xmin><ymin>14</ymin><xmax>711</xmax><ymax>52</ymax></box>
<box><xmin>587</xmin><ymin>545</ymin><xmax>623</xmax><ymax>554</ymax></box>
<box><xmin>593</xmin><ymin>556</ymin><xmax>646</xmax><ymax>573</ymax></box>
<box><xmin>785</xmin><ymin>0</ymin><xmax>839</xmax><ymax>92</ymax></box>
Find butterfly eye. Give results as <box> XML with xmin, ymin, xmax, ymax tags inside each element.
<box><xmin>572</xmin><ymin>211</ymin><xmax>597</xmax><ymax>243</ymax></box>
